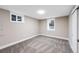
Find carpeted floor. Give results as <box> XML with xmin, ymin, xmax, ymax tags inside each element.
<box><xmin>0</xmin><ymin>35</ymin><xmax>73</xmax><ymax>53</ymax></box>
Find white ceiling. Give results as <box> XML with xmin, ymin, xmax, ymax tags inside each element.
<box><xmin>0</xmin><ymin>5</ymin><xmax>74</xmax><ymax>19</ymax></box>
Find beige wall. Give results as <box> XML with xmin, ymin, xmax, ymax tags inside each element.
<box><xmin>39</xmin><ymin>16</ymin><xmax>69</xmax><ymax>39</ymax></box>
<box><xmin>69</xmin><ymin>9</ymin><xmax>77</xmax><ymax>53</ymax></box>
<box><xmin>0</xmin><ymin>8</ymin><xmax>69</xmax><ymax>48</ymax></box>
<box><xmin>78</xmin><ymin>9</ymin><xmax>79</xmax><ymax>39</ymax></box>
<box><xmin>0</xmin><ymin>9</ymin><xmax>39</xmax><ymax>47</ymax></box>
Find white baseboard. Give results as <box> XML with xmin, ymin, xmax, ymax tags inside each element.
<box><xmin>0</xmin><ymin>34</ymin><xmax>68</xmax><ymax>50</ymax></box>
<box><xmin>39</xmin><ymin>34</ymin><xmax>68</xmax><ymax>40</ymax></box>
<box><xmin>0</xmin><ymin>34</ymin><xmax>39</xmax><ymax>50</ymax></box>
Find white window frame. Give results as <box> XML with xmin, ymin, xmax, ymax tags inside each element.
<box><xmin>47</xmin><ymin>18</ymin><xmax>55</xmax><ymax>31</ymax></box>
<box><xmin>10</xmin><ymin>11</ymin><xmax>24</xmax><ymax>23</ymax></box>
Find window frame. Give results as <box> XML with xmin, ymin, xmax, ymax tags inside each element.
<box><xmin>47</xmin><ymin>18</ymin><xmax>55</xmax><ymax>31</ymax></box>
<box><xmin>10</xmin><ymin>11</ymin><xmax>24</xmax><ymax>23</ymax></box>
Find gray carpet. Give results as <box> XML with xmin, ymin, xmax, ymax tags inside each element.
<box><xmin>0</xmin><ymin>35</ymin><xmax>73</xmax><ymax>53</ymax></box>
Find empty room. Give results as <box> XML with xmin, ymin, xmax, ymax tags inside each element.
<box><xmin>0</xmin><ymin>5</ymin><xmax>78</xmax><ymax>53</ymax></box>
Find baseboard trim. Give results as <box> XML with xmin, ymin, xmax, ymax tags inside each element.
<box><xmin>39</xmin><ymin>34</ymin><xmax>68</xmax><ymax>40</ymax></box>
<box><xmin>0</xmin><ymin>34</ymin><xmax>68</xmax><ymax>50</ymax></box>
<box><xmin>0</xmin><ymin>34</ymin><xmax>39</xmax><ymax>50</ymax></box>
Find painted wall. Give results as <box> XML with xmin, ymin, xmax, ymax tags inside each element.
<box><xmin>78</xmin><ymin>9</ymin><xmax>79</xmax><ymax>40</ymax></box>
<box><xmin>69</xmin><ymin>9</ymin><xmax>77</xmax><ymax>53</ymax></box>
<box><xmin>0</xmin><ymin>9</ymin><xmax>39</xmax><ymax>47</ymax></box>
<box><xmin>0</xmin><ymin>8</ymin><xmax>70</xmax><ymax>49</ymax></box>
<box><xmin>78</xmin><ymin>9</ymin><xmax>79</xmax><ymax>52</ymax></box>
<box><xmin>39</xmin><ymin>16</ymin><xmax>69</xmax><ymax>40</ymax></box>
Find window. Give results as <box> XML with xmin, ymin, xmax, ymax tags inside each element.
<box><xmin>17</xmin><ymin>16</ymin><xmax>22</xmax><ymax>21</ymax></box>
<box><xmin>47</xmin><ymin>18</ymin><xmax>55</xmax><ymax>31</ymax></box>
<box><xmin>10</xmin><ymin>11</ymin><xmax>24</xmax><ymax>23</ymax></box>
<box><xmin>11</xmin><ymin>14</ymin><xmax>16</xmax><ymax>21</ymax></box>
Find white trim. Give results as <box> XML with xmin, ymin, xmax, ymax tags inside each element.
<box><xmin>47</xmin><ymin>18</ymin><xmax>55</xmax><ymax>31</ymax></box>
<box><xmin>70</xmin><ymin>5</ymin><xmax>79</xmax><ymax>15</ymax></box>
<box><xmin>0</xmin><ymin>34</ymin><xmax>68</xmax><ymax>50</ymax></box>
<box><xmin>0</xmin><ymin>34</ymin><xmax>38</xmax><ymax>50</ymax></box>
<box><xmin>39</xmin><ymin>34</ymin><xmax>68</xmax><ymax>40</ymax></box>
<box><xmin>10</xmin><ymin>11</ymin><xmax>24</xmax><ymax>23</ymax></box>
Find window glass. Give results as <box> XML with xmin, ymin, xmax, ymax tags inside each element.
<box><xmin>11</xmin><ymin>14</ymin><xmax>16</xmax><ymax>21</ymax></box>
<box><xmin>17</xmin><ymin>16</ymin><xmax>22</xmax><ymax>21</ymax></box>
<box><xmin>47</xmin><ymin>19</ymin><xmax>55</xmax><ymax>31</ymax></box>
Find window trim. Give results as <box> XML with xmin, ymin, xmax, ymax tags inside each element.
<box><xmin>10</xmin><ymin>11</ymin><xmax>24</xmax><ymax>23</ymax></box>
<box><xmin>47</xmin><ymin>18</ymin><xmax>55</xmax><ymax>31</ymax></box>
